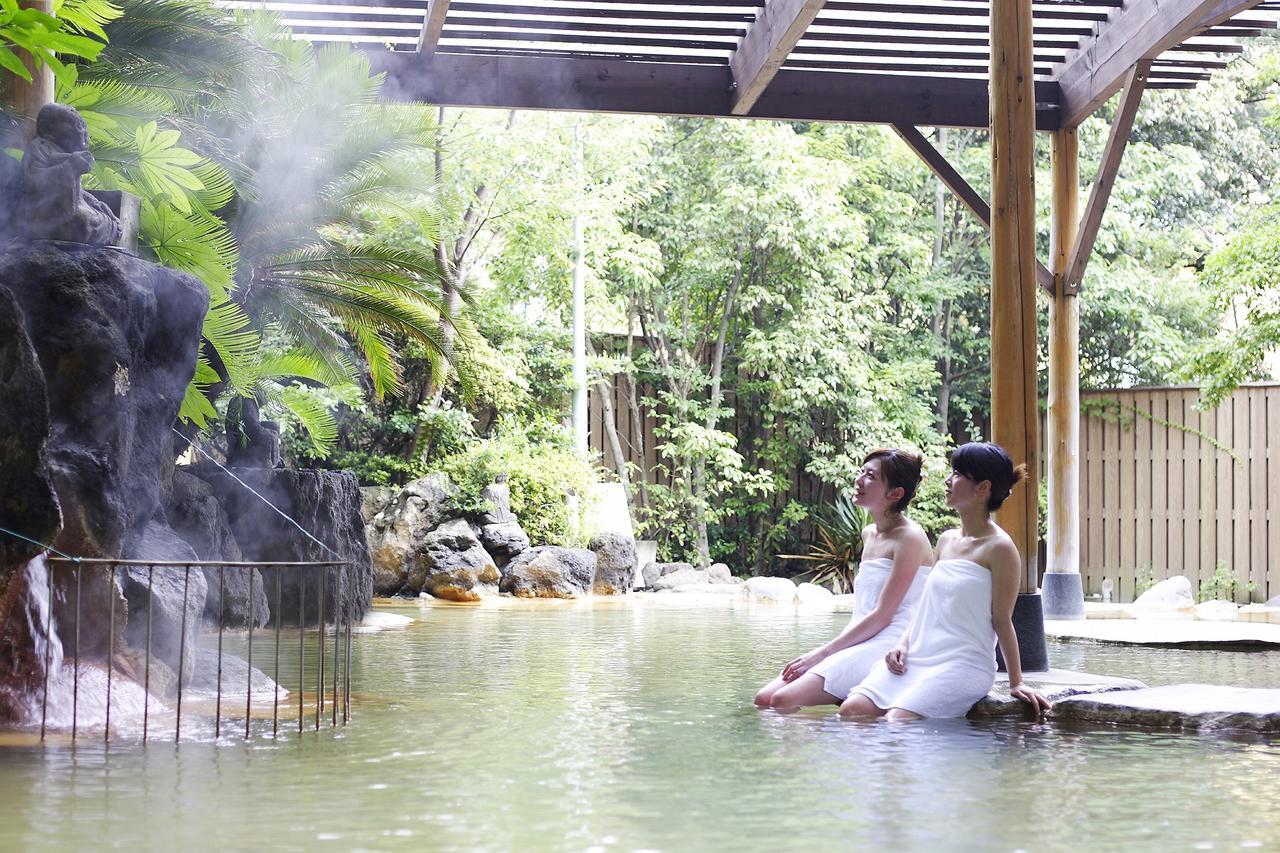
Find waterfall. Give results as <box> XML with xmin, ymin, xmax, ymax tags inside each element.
<box><xmin>14</xmin><ymin>553</ymin><xmax>153</xmax><ymax>736</ymax></box>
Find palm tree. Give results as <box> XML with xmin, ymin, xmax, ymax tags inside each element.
<box><xmin>75</xmin><ymin>0</ymin><xmax>467</xmax><ymax>455</ymax></box>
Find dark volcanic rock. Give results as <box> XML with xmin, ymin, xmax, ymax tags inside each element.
<box><xmin>499</xmin><ymin>546</ymin><xmax>597</xmax><ymax>599</ymax></box>
<box><xmin>415</xmin><ymin>519</ymin><xmax>499</xmax><ymax>602</ymax></box>
<box><xmin>119</xmin><ymin>520</ymin><xmax>206</xmax><ymax>680</ymax></box>
<box><xmin>166</xmin><ymin>469</ymin><xmax>268</xmax><ymax>628</ymax></box>
<box><xmin>479</xmin><ymin>520</ymin><xmax>530</xmax><ymax>568</ymax></box>
<box><xmin>364</xmin><ymin>473</ymin><xmax>455</xmax><ymax>595</ymax></box>
<box><xmin>589</xmin><ymin>533</ymin><xmax>636</xmax><ymax>595</ymax></box>
<box><xmin>0</xmin><ymin>284</ymin><xmax>60</xmax><ymax>579</ymax></box>
<box><xmin>189</xmin><ymin>467</ymin><xmax>373</xmax><ymax>625</ymax></box>
<box><xmin>0</xmin><ymin>245</ymin><xmax>208</xmax><ymax>560</ymax></box>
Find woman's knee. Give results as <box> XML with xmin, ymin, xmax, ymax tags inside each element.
<box><xmin>885</xmin><ymin>707</ymin><xmax>923</xmax><ymax>722</ymax></box>
<box><xmin>838</xmin><ymin>695</ymin><xmax>883</xmax><ymax>718</ymax></box>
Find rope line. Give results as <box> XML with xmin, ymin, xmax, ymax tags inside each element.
<box><xmin>0</xmin><ymin>526</ymin><xmax>80</xmax><ymax>562</ymax></box>
<box><xmin>172</xmin><ymin>427</ymin><xmax>345</xmax><ymax>561</ymax></box>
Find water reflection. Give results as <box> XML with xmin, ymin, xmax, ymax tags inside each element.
<box><xmin>2</xmin><ymin>599</ymin><xmax>1279</xmax><ymax>850</ymax></box>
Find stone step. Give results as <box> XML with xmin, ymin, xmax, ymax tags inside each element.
<box><xmin>1051</xmin><ymin>684</ymin><xmax>1280</xmax><ymax>734</ymax></box>
<box><xmin>969</xmin><ymin>669</ymin><xmax>1146</xmax><ymax>718</ymax></box>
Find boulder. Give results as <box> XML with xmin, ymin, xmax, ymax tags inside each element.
<box><xmin>0</xmin><ymin>284</ymin><xmax>61</xmax><ymax>581</ymax></box>
<box><xmin>651</xmin><ymin>568</ymin><xmax>708</xmax><ymax>591</ymax></box>
<box><xmin>166</xmin><ymin>469</ymin><xmax>268</xmax><ymax>628</ymax></box>
<box><xmin>640</xmin><ymin>562</ymin><xmax>662</xmax><ymax>589</ymax></box>
<box><xmin>479</xmin><ymin>520</ymin><xmax>530</xmax><ymax>568</ymax></box>
<box><xmin>796</xmin><ymin>582</ymin><xmax>835</xmax><ymax>606</ymax></box>
<box><xmin>589</xmin><ymin>532</ymin><xmax>637</xmax><ymax>595</ymax></box>
<box><xmin>189</xmin><ymin>467</ymin><xmax>374</xmax><ymax>625</ymax></box>
<box><xmin>359</xmin><ymin>485</ymin><xmax>395</xmax><ymax>524</ymax></box>
<box><xmin>1132</xmin><ymin>576</ymin><xmax>1194</xmax><ymax>611</ymax></box>
<box><xmin>1194</xmin><ymin>600</ymin><xmax>1239</xmax><ymax>622</ymax></box>
<box><xmin>415</xmin><ymin>519</ymin><xmax>499</xmax><ymax>602</ymax></box>
<box><xmin>500</xmin><ymin>546</ymin><xmax>596</xmax><ymax>599</ymax></box>
<box><xmin>0</xmin><ymin>245</ymin><xmax>207</xmax><ymax>561</ymax></box>
<box><xmin>118</xmin><ymin>520</ymin><xmax>206</xmax><ymax>681</ymax></box>
<box><xmin>188</xmin><ymin>647</ymin><xmax>283</xmax><ymax>698</ymax></box>
<box><xmin>364</xmin><ymin>473</ymin><xmax>455</xmax><ymax>595</ymax></box>
<box><xmin>661</xmin><ymin>562</ymin><xmax>695</xmax><ymax>577</ymax></box>
<box><xmin>744</xmin><ymin>576</ymin><xmax>799</xmax><ymax>603</ymax></box>
<box><xmin>706</xmin><ymin>563</ymin><xmax>733</xmax><ymax>584</ymax></box>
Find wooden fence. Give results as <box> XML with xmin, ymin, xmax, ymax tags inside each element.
<box><xmin>1077</xmin><ymin>384</ymin><xmax>1279</xmax><ymax>604</ymax></box>
<box><xmin>589</xmin><ymin>380</ymin><xmax>1280</xmax><ymax>603</ymax></box>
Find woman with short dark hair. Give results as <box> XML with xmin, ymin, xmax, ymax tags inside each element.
<box><xmin>839</xmin><ymin>442</ymin><xmax>1051</xmax><ymax>720</ymax></box>
<box><xmin>755</xmin><ymin>448</ymin><xmax>933</xmax><ymax>712</ymax></box>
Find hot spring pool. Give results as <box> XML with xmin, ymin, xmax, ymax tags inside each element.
<box><xmin>2</xmin><ymin>597</ymin><xmax>1279</xmax><ymax>850</ymax></box>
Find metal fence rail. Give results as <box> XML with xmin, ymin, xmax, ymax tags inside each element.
<box><xmin>42</xmin><ymin>558</ymin><xmax>353</xmax><ymax>743</ymax></box>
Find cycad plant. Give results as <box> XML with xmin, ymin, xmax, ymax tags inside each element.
<box><xmin>778</xmin><ymin>493</ymin><xmax>873</xmax><ymax>593</ymax></box>
<box><xmin>69</xmin><ymin>1</ymin><xmax>465</xmax><ymax>455</ymax></box>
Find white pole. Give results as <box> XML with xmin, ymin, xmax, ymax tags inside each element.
<box><xmin>572</xmin><ymin>120</ymin><xmax>589</xmax><ymax>457</ymax></box>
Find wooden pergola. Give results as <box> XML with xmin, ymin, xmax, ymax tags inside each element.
<box><xmin>239</xmin><ymin>0</ymin><xmax>1277</xmax><ymax>655</ymax></box>
<box><xmin>6</xmin><ymin>0</ymin><xmax>1278</xmax><ymax>662</ymax></box>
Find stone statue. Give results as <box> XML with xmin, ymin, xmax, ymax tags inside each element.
<box><xmin>15</xmin><ymin>103</ymin><xmax>121</xmax><ymax>246</ymax></box>
<box><xmin>225</xmin><ymin>396</ymin><xmax>283</xmax><ymax>469</ymax></box>
<box><xmin>0</xmin><ymin>150</ymin><xmax>21</xmax><ymax>240</ymax></box>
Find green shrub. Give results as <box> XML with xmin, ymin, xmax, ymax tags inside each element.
<box><xmin>1197</xmin><ymin>562</ymin><xmax>1256</xmax><ymax>604</ymax></box>
<box><xmin>437</xmin><ymin>420</ymin><xmax>600</xmax><ymax>546</ymax></box>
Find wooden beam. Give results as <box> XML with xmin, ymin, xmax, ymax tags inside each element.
<box><xmin>1062</xmin><ymin>61</ymin><xmax>1149</xmax><ymax>294</ymax></box>
<box><xmin>369</xmin><ymin>51</ymin><xmax>1063</xmax><ymax>130</ymax></box>
<box><xmin>730</xmin><ymin>0</ymin><xmax>827</xmax><ymax>115</ymax></box>
<box><xmin>1047</xmin><ymin>126</ymin><xmax>1081</xmax><ymax>582</ymax></box>
<box><xmin>1055</xmin><ymin>0</ymin><xmax>1263</xmax><ymax>127</ymax></box>
<box><xmin>892</xmin><ymin>124</ymin><xmax>1055</xmax><ymax>291</ymax></box>
<box><xmin>990</xmin><ymin>0</ymin><xmax>1040</xmax><ymax>593</ymax></box>
<box><xmin>416</xmin><ymin>0</ymin><xmax>451</xmax><ymax>54</ymax></box>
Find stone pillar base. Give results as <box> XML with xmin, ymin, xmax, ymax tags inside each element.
<box><xmin>996</xmin><ymin>592</ymin><xmax>1049</xmax><ymax>673</ymax></box>
<box><xmin>1042</xmin><ymin>571</ymin><xmax>1086</xmax><ymax>620</ymax></box>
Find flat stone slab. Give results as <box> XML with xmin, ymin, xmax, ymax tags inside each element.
<box><xmin>1046</xmin><ymin>619</ymin><xmax>1280</xmax><ymax>649</ymax></box>
<box><xmin>969</xmin><ymin>669</ymin><xmax>1146</xmax><ymax>718</ymax></box>
<box><xmin>1052</xmin><ymin>684</ymin><xmax>1280</xmax><ymax>733</ymax></box>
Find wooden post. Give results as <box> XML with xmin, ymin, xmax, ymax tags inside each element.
<box><xmin>1043</xmin><ymin>127</ymin><xmax>1086</xmax><ymax>618</ymax></box>
<box><xmin>990</xmin><ymin>0</ymin><xmax>1039</xmax><ymax>593</ymax></box>
<box><xmin>0</xmin><ymin>0</ymin><xmax>55</xmax><ymax>142</ymax></box>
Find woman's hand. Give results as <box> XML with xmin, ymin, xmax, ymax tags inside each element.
<box><xmin>1009</xmin><ymin>682</ymin><xmax>1052</xmax><ymax>715</ymax></box>
<box><xmin>781</xmin><ymin>649</ymin><xmax>826</xmax><ymax>682</ymax></box>
<box><xmin>885</xmin><ymin>647</ymin><xmax>907</xmax><ymax>675</ymax></box>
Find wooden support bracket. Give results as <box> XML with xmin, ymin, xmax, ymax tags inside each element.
<box><xmin>1062</xmin><ymin>60</ymin><xmax>1150</xmax><ymax>295</ymax></box>
<box><xmin>892</xmin><ymin>124</ymin><xmax>1055</xmax><ymax>293</ymax></box>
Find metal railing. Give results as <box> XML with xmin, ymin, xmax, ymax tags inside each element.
<box><xmin>41</xmin><ymin>557</ymin><xmax>354</xmax><ymax>743</ymax></box>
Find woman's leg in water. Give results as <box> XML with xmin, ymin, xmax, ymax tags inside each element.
<box><xmin>768</xmin><ymin>672</ymin><xmax>842</xmax><ymax>711</ymax></box>
<box><xmin>755</xmin><ymin>672</ymin><xmax>841</xmax><ymax>710</ymax></box>
<box><xmin>837</xmin><ymin>694</ymin><xmax>888</xmax><ymax>719</ymax></box>
<box><xmin>885</xmin><ymin>707</ymin><xmax>923</xmax><ymax>722</ymax></box>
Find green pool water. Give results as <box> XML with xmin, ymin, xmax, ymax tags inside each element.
<box><xmin>2</xmin><ymin>598</ymin><xmax>1279</xmax><ymax>851</ymax></box>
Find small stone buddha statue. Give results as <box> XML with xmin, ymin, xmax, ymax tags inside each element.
<box><xmin>19</xmin><ymin>103</ymin><xmax>121</xmax><ymax>246</ymax></box>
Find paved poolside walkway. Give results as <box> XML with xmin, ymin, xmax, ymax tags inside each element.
<box><xmin>1045</xmin><ymin>619</ymin><xmax>1280</xmax><ymax>649</ymax></box>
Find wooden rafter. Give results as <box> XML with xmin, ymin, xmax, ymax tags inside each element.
<box><xmin>1054</xmin><ymin>0</ymin><xmax>1264</xmax><ymax>127</ymax></box>
<box><xmin>730</xmin><ymin>0</ymin><xmax>827</xmax><ymax>115</ymax></box>
<box><xmin>416</xmin><ymin>0</ymin><xmax>451</xmax><ymax>54</ymax></box>
<box><xmin>1062</xmin><ymin>61</ymin><xmax>1150</xmax><ymax>294</ymax></box>
<box><xmin>891</xmin><ymin>124</ymin><xmax>1055</xmax><ymax>292</ymax></box>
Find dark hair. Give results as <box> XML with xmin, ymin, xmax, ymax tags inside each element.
<box><xmin>949</xmin><ymin>442</ymin><xmax>1028</xmax><ymax>511</ymax></box>
<box><xmin>862</xmin><ymin>448</ymin><xmax>924</xmax><ymax>514</ymax></box>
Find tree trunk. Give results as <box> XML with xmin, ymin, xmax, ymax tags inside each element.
<box><xmin>586</xmin><ymin>337</ymin><xmax>633</xmax><ymax>504</ymax></box>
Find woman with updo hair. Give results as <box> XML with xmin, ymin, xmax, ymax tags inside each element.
<box><xmin>840</xmin><ymin>442</ymin><xmax>1051</xmax><ymax>720</ymax></box>
<box><xmin>755</xmin><ymin>448</ymin><xmax>933</xmax><ymax>712</ymax></box>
